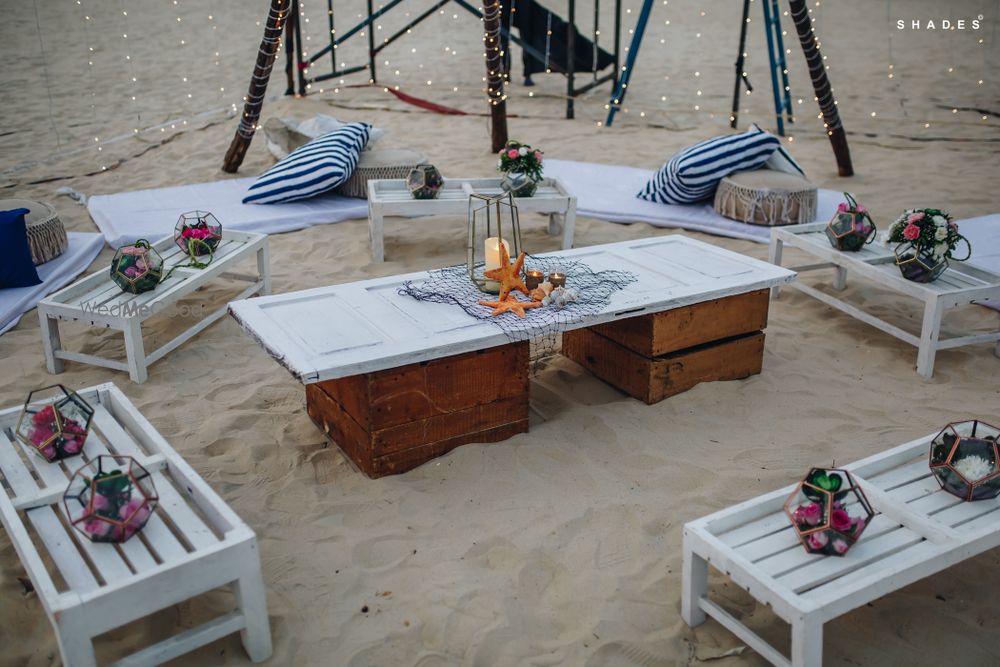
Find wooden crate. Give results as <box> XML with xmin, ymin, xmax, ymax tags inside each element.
<box><xmin>307</xmin><ymin>342</ymin><xmax>530</xmax><ymax>478</ymax></box>
<box><xmin>562</xmin><ymin>290</ymin><xmax>769</xmax><ymax>404</ymax></box>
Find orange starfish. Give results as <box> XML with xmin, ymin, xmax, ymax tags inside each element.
<box><xmin>483</xmin><ymin>245</ymin><xmax>529</xmax><ymax>302</ymax></box>
<box><xmin>478</xmin><ymin>295</ymin><xmax>542</xmax><ymax>318</ymax></box>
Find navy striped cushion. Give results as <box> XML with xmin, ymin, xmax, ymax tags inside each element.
<box><xmin>637</xmin><ymin>129</ymin><xmax>781</xmax><ymax>205</ymax></box>
<box><xmin>243</xmin><ymin>122</ymin><xmax>371</xmax><ymax>204</ymax></box>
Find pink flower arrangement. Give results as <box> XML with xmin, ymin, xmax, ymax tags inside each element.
<box><xmin>902</xmin><ymin>224</ymin><xmax>921</xmax><ymax>241</ymax></box>
<box><xmin>793</xmin><ymin>501</ymin><xmax>823</xmax><ymax>526</ymax></box>
<box><xmin>77</xmin><ymin>474</ymin><xmax>155</xmax><ymax>543</ymax></box>
<box><xmin>787</xmin><ymin>468</ymin><xmax>873</xmax><ymax>557</ymax></box>
<box><xmin>26</xmin><ymin>404</ymin><xmax>87</xmax><ymax>461</ymax></box>
<box><xmin>806</xmin><ymin>531</ymin><xmax>829</xmax><ymax>550</ymax></box>
<box><xmin>830</xmin><ymin>508</ymin><xmax>853</xmax><ymax>532</ymax></box>
<box><xmin>497</xmin><ymin>140</ymin><xmax>544</xmax><ymax>182</ymax></box>
<box><xmin>174</xmin><ymin>213</ymin><xmax>222</xmax><ymax>258</ymax></box>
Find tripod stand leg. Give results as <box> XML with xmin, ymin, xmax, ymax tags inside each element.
<box><xmin>730</xmin><ymin>0</ymin><xmax>751</xmax><ymax>129</ymax></box>
<box><xmin>605</xmin><ymin>0</ymin><xmax>653</xmax><ymax>126</ymax></box>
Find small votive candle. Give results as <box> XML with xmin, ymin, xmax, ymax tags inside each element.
<box><xmin>548</xmin><ymin>272</ymin><xmax>566</xmax><ymax>288</ymax></box>
<box><xmin>525</xmin><ymin>270</ymin><xmax>544</xmax><ymax>290</ymax></box>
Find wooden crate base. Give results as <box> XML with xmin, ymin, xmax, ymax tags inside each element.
<box><xmin>306</xmin><ymin>343</ymin><xmax>529</xmax><ymax>478</ymax></box>
<box><xmin>563</xmin><ymin>328</ymin><xmax>765</xmax><ymax>404</ymax></box>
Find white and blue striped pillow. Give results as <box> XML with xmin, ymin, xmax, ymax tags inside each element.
<box><xmin>637</xmin><ymin>129</ymin><xmax>781</xmax><ymax>205</ymax></box>
<box><xmin>243</xmin><ymin>122</ymin><xmax>371</xmax><ymax>204</ymax></box>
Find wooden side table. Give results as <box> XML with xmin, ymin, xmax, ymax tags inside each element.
<box><xmin>38</xmin><ymin>230</ymin><xmax>270</xmax><ymax>384</ymax></box>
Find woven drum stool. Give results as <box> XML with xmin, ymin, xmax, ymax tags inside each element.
<box><xmin>714</xmin><ymin>169</ymin><xmax>817</xmax><ymax>227</ymax></box>
<box><xmin>0</xmin><ymin>199</ymin><xmax>67</xmax><ymax>265</ymax></box>
<box><xmin>334</xmin><ymin>148</ymin><xmax>427</xmax><ymax>199</ymax></box>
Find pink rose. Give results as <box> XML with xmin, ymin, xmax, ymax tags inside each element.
<box><xmin>91</xmin><ymin>492</ymin><xmax>113</xmax><ymax>513</ymax></box>
<box><xmin>507</xmin><ymin>148</ymin><xmax>519</xmax><ymax>159</ymax></box>
<box><xmin>40</xmin><ymin>445</ymin><xmax>57</xmax><ymax>461</ymax></box>
<box><xmin>852</xmin><ymin>516</ymin><xmax>866</xmax><ymax>534</ymax></box>
<box><xmin>830</xmin><ymin>509</ymin><xmax>852</xmax><ymax>532</ymax></box>
<box><xmin>907</xmin><ymin>212</ymin><xmax>925</xmax><ymax>224</ymax></box>
<box><xmin>903</xmin><ymin>223</ymin><xmax>921</xmax><ymax>241</ymax></box>
<box><xmin>837</xmin><ymin>202</ymin><xmax>849</xmax><ymax>213</ymax></box>
<box><xmin>30</xmin><ymin>425</ymin><xmax>54</xmax><ymax>447</ymax></box>
<box><xmin>806</xmin><ymin>531</ymin><xmax>829</xmax><ymax>551</ymax></box>
<box><xmin>83</xmin><ymin>517</ymin><xmax>113</xmax><ymax>539</ymax></box>
<box><xmin>119</xmin><ymin>498</ymin><xmax>152</xmax><ymax>529</ymax></box>
<box><xmin>534</xmin><ymin>150</ymin><xmax>543</xmax><ymax>162</ymax></box>
<box><xmin>32</xmin><ymin>405</ymin><xmax>55</xmax><ymax>426</ymax></box>
<box><xmin>62</xmin><ymin>437</ymin><xmax>82</xmax><ymax>455</ymax></box>
<box><xmin>856</xmin><ymin>204</ymin><xmax>867</xmax><ymax>214</ymax></box>
<box><xmin>794</xmin><ymin>502</ymin><xmax>822</xmax><ymax>526</ymax></box>
<box><xmin>124</xmin><ymin>266</ymin><xmax>140</xmax><ymax>278</ymax></box>
<box><xmin>832</xmin><ymin>539</ymin><xmax>850</xmax><ymax>555</ymax></box>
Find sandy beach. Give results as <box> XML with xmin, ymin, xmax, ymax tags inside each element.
<box><xmin>1</xmin><ymin>0</ymin><xmax>999</xmax><ymax>665</ymax></box>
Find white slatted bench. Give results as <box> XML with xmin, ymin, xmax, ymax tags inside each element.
<box><xmin>38</xmin><ymin>230</ymin><xmax>270</xmax><ymax>384</ymax></box>
<box><xmin>0</xmin><ymin>383</ymin><xmax>272</xmax><ymax>667</ymax></box>
<box><xmin>682</xmin><ymin>433</ymin><xmax>1000</xmax><ymax>667</ymax></box>
<box><xmin>367</xmin><ymin>177</ymin><xmax>576</xmax><ymax>262</ymax></box>
<box><xmin>768</xmin><ymin>222</ymin><xmax>1000</xmax><ymax>379</ymax></box>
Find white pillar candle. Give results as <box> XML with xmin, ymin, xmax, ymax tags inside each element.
<box><xmin>484</xmin><ymin>237</ymin><xmax>510</xmax><ymax>271</ymax></box>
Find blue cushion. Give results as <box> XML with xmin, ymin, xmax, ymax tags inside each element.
<box><xmin>243</xmin><ymin>122</ymin><xmax>372</xmax><ymax>204</ymax></box>
<box><xmin>637</xmin><ymin>129</ymin><xmax>781</xmax><ymax>205</ymax></box>
<box><xmin>0</xmin><ymin>208</ymin><xmax>42</xmax><ymax>289</ymax></box>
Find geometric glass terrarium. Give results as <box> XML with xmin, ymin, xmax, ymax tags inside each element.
<box><xmin>467</xmin><ymin>192</ymin><xmax>523</xmax><ymax>294</ymax></box>
<box><xmin>894</xmin><ymin>243</ymin><xmax>949</xmax><ymax>283</ymax></box>
<box><xmin>928</xmin><ymin>419</ymin><xmax>1000</xmax><ymax>502</ymax></box>
<box><xmin>407</xmin><ymin>164</ymin><xmax>444</xmax><ymax>200</ymax></box>
<box><xmin>174</xmin><ymin>210</ymin><xmax>223</xmax><ymax>257</ymax></box>
<box><xmin>14</xmin><ymin>385</ymin><xmax>94</xmax><ymax>462</ymax></box>
<box><xmin>110</xmin><ymin>239</ymin><xmax>164</xmax><ymax>294</ymax></box>
<box><xmin>63</xmin><ymin>455</ymin><xmax>158</xmax><ymax>543</ymax></box>
<box><xmin>783</xmin><ymin>467</ymin><xmax>874</xmax><ymax>557</ymax></box>
<box><xmin>825</xmin><ymin>193</ymin><xmax>876</xmax><ymax>252</ymax></box>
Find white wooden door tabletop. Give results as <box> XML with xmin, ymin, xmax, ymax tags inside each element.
<box><xmin>366</xmin><ymin>176</ymin><xmax>577</xmax><ymax>262</ymax></box>
<box><xmin>682</xmin><ymin>433</ymin><xmax>1000</xmax><ymax>667</ymax></box>
<box><xmin>769</xmin><ymin>222</ymin><xmax>1000</xmax><ymax>379</ymax></box>
<box><xmin>229</xmin><ymin>235</ymin><xmax>796</xmax><ymax>383</ymax></box>
<box><xmin>38</xmin><ymin>230</ymin><xmax>270</xmax><ymax>384</ymax></box>
<box><xmin>0</xmin><ymin>383</ymin><xmax>271</xmax><ymax>666</ymax></box>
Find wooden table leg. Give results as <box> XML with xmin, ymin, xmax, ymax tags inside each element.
<box><xmin>123</xmin><ymin>319</ymin><xmax>149</xmax><ymax>384</ymax></box>
<box><xmin>833</xmin><ymin>265</ymin><xmax>848</xmax><ymax>290</ymax></box>
<box><xmin>561</xmin><ymin>203</ymin><xmax>576</xmax><ymax>250</ymax></box>
<box><xmin>38</xmin><ymin>309</ymin><xmax>65</xmax><ymax>374</ymax></box>
<box><xmin>791</xmin><ymin>614</ymin><xmax>823</xmax><ymax>667</ymax></box>
<box><xmin>369</xmin><ymin>201</ymin><xmax>385</xmax><ymax>263</ymax></box>
<box><xmin>256</xmin><ymin>243</ymin><xmax>272</xmax><ymax>296</ymax></box>
<box><xmin>768</xmin><ymin>235</ymin><xmax>785</xmax><ymax>299</ymax></box>
<box><xmin>916</xmin><ymin>297</ymin><xmax>944</xmax><ymax>379</ymax></box>
<box><xmin>681</xmin><ymin>536</ymin><xmax>708</xmax><ymax>627</ymax></box>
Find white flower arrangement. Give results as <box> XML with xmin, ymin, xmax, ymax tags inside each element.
<box><xmin>953</xmin><ymin>454</ymin><xmax>995</xmax><ymax>482</ymax></box>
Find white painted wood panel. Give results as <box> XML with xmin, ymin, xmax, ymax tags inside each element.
<box><xmin>230</xmin><ymin>235</ymin><xmax>796</xmax><ymax>382</ymax></box>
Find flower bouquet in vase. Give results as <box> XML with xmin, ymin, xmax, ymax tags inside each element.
<box><xmin>928</xmin><ymin>419</ymin><xmax>1000</xmax><ymax>501</ymax></box>
<box><xmin>825</xmin><ymin>193</ymin><xmax>876</xmax><ymax>251</ymax></box>
<box><xmin>888</xmin><ymin>208</ymin><xmax>970</xmax><ymax>282</ymax></box>
<box><xmin>498</xmin><ymin>140</ymin><xmax>543</xmax><ymax>198</ymax></box>
<box><xmin>110</xmin><ymin>239</ymin><xmax>164</xmax><ymax>294</ymax></box>
<box><xmin>14</xmin><ymin>385</ymin><xmax>94</xmax><ymax>462</ymax></box>
<box><xmin>174</xmin><ymin>210</ymin><xmax>223</xmax><ymax>259</ymax></box>
<box><xmin>783</xmin><ymin>468</ymin><xmax>874</xmax><ymax>556</ymax></box>
<box><xmin>64</xmin><ymin>455</ymin><xmax>158</xmax><ymax>543</ymax></box>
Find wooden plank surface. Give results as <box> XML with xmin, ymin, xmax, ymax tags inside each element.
<box><xmin>230</xmin><ymin>235</ymin><xmax>796</xmax><ymax>383</ymax></box>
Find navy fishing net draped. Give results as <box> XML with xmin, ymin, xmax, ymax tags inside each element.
<box><xmin>398</xmin><ymin>255</ymin><xmax>637</xmax><ymax>349</ymax></box>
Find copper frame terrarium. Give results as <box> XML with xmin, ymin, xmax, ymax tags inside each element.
<box><xmin>825</xmin><ymin>193</ymin><xmax>876</xmax><ymax>252</ymax></box>
<box><xmin>14</xmin><ymin>385</ymin><xmax>94</xmax><ymax>462</ymax></box>
<box><xmin>110</xmin><ymin>239</ymin><xmax>164</xmax><ymax>294</ymax></box>
<box><xmin>407</xmin><ymin>164</ymin><xmax>444</xmax><ymax>200</ymax></box>
<box><xmin>928</xmin><ymin>419</ymin><xmax>1000</xmax><ymax>502</ymax></box>
<box><xmin>467</xmin><ymin>192</ymin><xmax>523</xmax><ymax>294</ymax></box>
<box><xmin>174</xmin><ymin>210</ymin><xmax>223</xmax><ymax>257</ymax></box>
<box><xmin>783</xmin><ymin>467</ymin><xmax>874</xmax><ymax>557</ymax></box>
<box><xmin>63</xmin><ymin>455</ymin><xmax>159</xmax><ymax>543</ymax></box>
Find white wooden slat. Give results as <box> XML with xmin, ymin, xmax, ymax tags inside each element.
<box><xmin>930</xmin><ymin>495</ymin><xmax>1000</xmax><ymax>529</ymax></box>
<box><xmin>864</xmin><ymin>457</ymin><xmax>932</xmax><ymax>490</ymax></box>
<box><xmin>109</xmin><ymin>611</ymin><xmax>245</xmax><ymax>667</ymax></box>
<box><xmin>718</xmin><ymin>509</ymin><xmax>790</xmax><ymax>547</ymax></box>
<box><xmin>89</xmin><ymin>405</ymin><xmax>216</xmax><ymax>553</ymax></box>
<box><xmin>230</xmin><ymin>235</ymin><xmax>797</xmax><ymax>382</ymax></box>
<box><xmin>0</xmin><ymin>430</ymin><xmax>101</xmax><ymax>593</ymax></box>
<box><xmin>698</xmin><ymin>599</ymin><xmax>792</xmax><ymax>667</ymax></box>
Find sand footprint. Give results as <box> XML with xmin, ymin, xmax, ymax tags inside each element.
<box><xmin>352</xmin><ymin>535</ymin><xmax>415</xmax><ymax>571</ymax></box>
<box><xmin>584</xmin><ymin>641</ymin><xmax>672</xmax><ymax>667</ymax></box>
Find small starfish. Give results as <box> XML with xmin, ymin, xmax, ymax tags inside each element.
<box><xmin>478</xmin><ymin>295</ymin><xmax>542</xmax><ymax>318</ymax></box>
<box><xmin>483</xmin><ymin>245</ymin><xmax>529</xmax><ymax>301</ymax></box>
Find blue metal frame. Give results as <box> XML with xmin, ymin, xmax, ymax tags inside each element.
<box><xmin>604</xmin><ymin>0</ymin><xmax>653</xmax><ymax>126</ymax></box>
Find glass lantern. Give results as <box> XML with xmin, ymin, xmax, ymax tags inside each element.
<box><xmin>174</xmin><ymin>210</ymin><xmax>223</xmax><ymax>257</ymax></box>
<box><xmin>64</xmin><ymin>455</ymin><xmax>159</xmax><ymax>543</ymax></box>
<box><xmin>110</xmin><ymin>239</ymin><xmax>164</xmax><ymax>294</ymax></box>
<box><xmin>783</xmin><ymin>467</ymin><xmax>874</xmax><ymax>557</ymax></box>
<box><xmin>893</xmin><ymin>243</ymin><xmax>948</xmax><ymax>283</ymax></box>
<box><xmin>825</xmin><ymin>193</ymin><xmax>876</xmax><ymax>252</ymax></box>
<box><xmin>467</xmin><ymin>192</ymin><xmax>523</xmax><ymax>294</ymax></box>
<box><xmin>928</xmin><ymin>419</ymin><xmax>1000</xmax><ymax>501</ymax></box>
<box><xmin>407</xmin><ymin>164</ymin><xmax>444</xmax><ymax>200</ymax></box>
<box><xmin>15</xmin><ymin>385</ymin><xmax>94</xmax><ymax>462</ymax></box>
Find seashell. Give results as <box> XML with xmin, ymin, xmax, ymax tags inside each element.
<box><xmin>549</xmin><ymin>287</ymin><xmax>578</xmax><ymax>308</ymax></box>
<box><xmin>538</xmin><ymin>281</ymin><xmax>554</xmax><ymax>295</ymax></box>
<box><xmin>541</xmin><ymin>296</ymin><xmax>552</xmax><ymax>306</ymax></box>
<box><xmin>529</xmin><ymin>287</ymin><xmax>547</xmax><ymax>301</ymax></box>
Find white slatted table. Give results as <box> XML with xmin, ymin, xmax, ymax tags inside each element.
<box><xmin>0</xmin><ymin>383</ymin><xmax>271</xmax><ymax>667</ymax></box>
<box><xmin>367</xmin><ymin>176</ymin><xmax>576</xmax><ymax>262</ymax></box>
<box><xmin>682</xmin><ymin>433</ymin><xmax>1000</xmax><ymax>667</ymax></box>
<box><xmin>229</xmin><ymin>235</ymin><xmax>796</xmax><ymax>383</ymax></box>
<box><xmin>768</xmin><ymin>222</ymin><xmax>1000</xmax><ymax>378</ymax></box>
<box><xmin>38</xmin><ymin>230</ymin><xmax>270</xmax><ymax>384</ymax></box>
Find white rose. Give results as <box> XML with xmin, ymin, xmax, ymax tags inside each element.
<box><xmin>935</xmin><ymin>242</ymin><xmax>948</xmax><ymax>258</ymax></box>
<box><xmin>497</xmin><ymin>159</ymin><xmax>503</xmax><ymax>168</ymax></box>
<box><xmin>933</xmin><ymin>215</ymin><xmax>946</xmax><ymax>226</ymax></box>
<box><xmin>518</xmin><ymin>146</ymin><xmax>528</xmax><ymax>156</ymax></box>
<box><xmin>934</xmin><ymin>227</ymin><xmax>948</xmax><ymax>240</ymax></box>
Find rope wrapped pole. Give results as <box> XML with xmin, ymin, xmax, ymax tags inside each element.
<box><xmin>788</xmin><ymin>0</ymin><xmax>853</xmax><ymax>176</ymax></box>
<box><xmin>484</xmin><ymin>0</ymin><xmax>509</xmax><ymax>153</ymax></box>
<box><xmin>222</xmin><ymin>0</ymin><xmax>289</xmax><ymax>173</ymax></box>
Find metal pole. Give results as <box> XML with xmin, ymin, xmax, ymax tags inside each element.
<box><xmin>605</xmin><ymin>0</ymin><xmax>653</xmax><ymax>126</ymax></box>
<box><xmin>284</xmin><ymin>1</ymin><xmax>297</xmax><ymax>95</ymax></box>
<box><xmin>761</xmin><ymin>0</ymin><xmax>785</xmax><ymax>135</ymax></box>
<box><xmin>366</xmin><ymin>0</ymin><xmax>377</xmax><ymax>83</ymax></box>
<box><xmin>730</xmin><ymin>0</ymin><xmax>751</xmax><ymax>128</ymax></box>
<box><xmin>566</xmin><ymin>0</ymin><xmax>576</xmax><ymax>119</ymax></box>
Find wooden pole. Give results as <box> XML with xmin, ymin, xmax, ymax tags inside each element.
<box><xmin>787</xmin><ymin>0</ymin><xmax>853</xmax><ymax>176</ymax></box>
<box><xmin>483</xmin><ymin>0</ymin><xmax>508</xmax><ymax>153</ymax></box>
<box><xmin>222</xmin><ymin>0</ymin><xmax>289</xmax><ymax>173</ymax></box>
